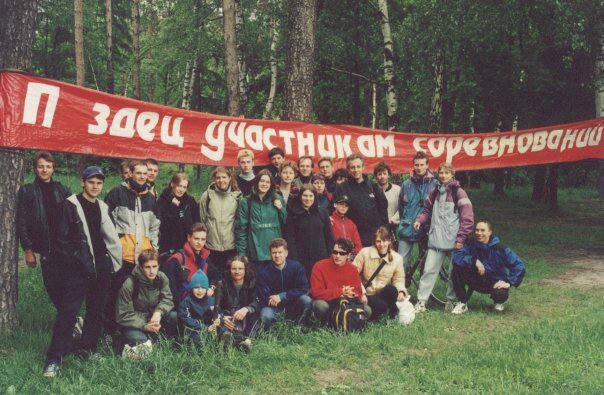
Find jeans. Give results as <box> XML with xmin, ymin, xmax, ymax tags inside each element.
<box><xmin>367</xmin><ymin>284</ymin><xmax>399</xmax><ymax>320</ymax></box>
<box><xmin>217</xmin><ymin>312</ymin><xmax>260</xmax><ymax>343</ymax></box>
<box><xmin>312</xmin><ymin>299</ymin><xmax>372</xmax><ymax>323</ymax></box>
<box><xmin>104</xmin><ymin>261</ymin><xmax>135</xmax><ymax>334</ymax></box>
<box><xmin>40</xmin><ymin>254</ymin><xmax>63</xmax><ymax>310</ymax></box>
<box><xmin>122</xmin><ymin>310</ymin><xmax>178</xmax><ymax>346</ymax></box>
<box><xmin>416</xmin><ymin>248</ymin><xmax>457</xmax><ymax>303</ymax></box>
<box><xmin>451</xmin><ymin>266</ymin><xmax>510</xmax><ymax>304</ymax></box>
<box><xmin>260</xmin><ymin>294</ymin><xmax>312</xmax><ymax>330</ymax></box>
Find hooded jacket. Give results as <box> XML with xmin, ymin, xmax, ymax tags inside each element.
<box><xmin>157</xmin><ymin>188</ymin><xmax>201</xmax><ymax>253</ymax></box>
<box><xmin>397</xmin><ymin>170</ymin><xmax>437</xmax><ymax>241</ymax></box>
<box><xmin>116</xmin><ymin>264</ymin><xmax>174</xmax><ymax>330</ymax></box>
<box><xmin>199</xmin><ymin>183</ymin><xmax>242</xmax><ymax>252</ymax></box>
<box><xmin>256</xmin><ymin>259</ymin><xmax>309</xmax><ymax>307</ymax></box>
<box><xmin>329</xmin><ymin>211</ymin><xmax>362</xmax><ymax>254</ymax></box>
<box><xmin>452</xmin><ymin>236</ymin><xmax>526</xmax><ymax>286</ymax></box>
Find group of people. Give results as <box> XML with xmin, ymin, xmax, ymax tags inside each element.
<box><xmin>17</xmin><ymin>148</ymin><xmax>526</xmax><ymax>378</ymax></box>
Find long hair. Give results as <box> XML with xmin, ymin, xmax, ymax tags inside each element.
<box><xmin>223</xmin><ymin>255</ymin><xmax>255</xmax><ymax>285</ymax></box>
<box><xmin>373</xmin><ymin>226</ymin><xmax>393</xmax><ymax>261</ymax></box>
<box><xmin>212</xmin><ymin>166</ymin><xmax>239</xmax><ymax>191</ymax></box>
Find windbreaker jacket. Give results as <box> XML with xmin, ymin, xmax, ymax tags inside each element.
<box><xmin>178</xmin><ymin>292</ymin><xmax>213</xmax><ymax>330</ymax></box>
<box><xmin>199</xmin><ymin>183</ymin><xmax>242</xmax><ymax>252</ymax></box>
<box><xmin>215</xmin><ymin>279</ymin><xmax>259</xmax><ymax>315</ymax></box>
<box><xmin>157</xmin><ymin>188</ymin><xmax>200</xmax><ymax>253</ymax></box>
<box><xmin>329</xmin><ymin>211</ymin><xmax>363</xmax><ymax>254</ymax></box>
<box><xmin>397</xmin><ymin>170</ymin><xmax>437</xmax><ymax>241</ymax></box>
<box><xmin>353</xmin><ymin>246</ymin><xmax>407</xmax><ymax>296</ymax></box>
<box><xmin>256</xmin><ymin>259</ymin><xmax>309</xmax><ymax>306</ymax></box>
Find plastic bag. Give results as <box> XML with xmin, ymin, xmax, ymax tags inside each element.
<box><xmin>396</xmin><ymin>298</ymin><xmax>415</xmax><ymax>325</ymax></box>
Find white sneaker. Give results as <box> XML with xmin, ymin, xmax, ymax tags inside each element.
<box><xmin>122</xmin><ymin>340</ymin><xmax>153</xmax><ymax>359</ymax></box>
<box><xmin>451</xmin><ymin>302</ymin><xmax>468</xmax><ymax>315</ymax></box>
<box><xmin>414</xmin><ymin>301</ymin><xmax>427</xmax><ymax>313</ymax></box>
<box><xmin>444</xmin><ymin>300</ymin><xmax>455</xmax><ymax>313</ymax></box>
<box><xmin>494</xmin><ymin>303</ymin><xmax>505</xmax><ymax>312</ymax></box>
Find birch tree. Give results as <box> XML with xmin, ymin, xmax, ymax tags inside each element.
<box><xmin>74</xmin><ymin>0</ymin><xmax>84</xmax><ymax>85</ymax></box>
<box><xmin>262</xmin><ymin>17</ymin><xmax>278</xmax><ymax>119</ymax></box>
<box><xmin>132</xmin><ymin>0</ymin><xmax>141</xmax><ymax>99</ymax></box>
<box><xmin>105</xmin><ymin>0</ymin><xmax>114</xmax><ymax>93</ymax></box>
<box><xmin>376</xmin><ymin>0</ymin><xmax>398</xmax><ymax>130</ymax></box>
<box><xmin>223</xmin><ymin>0</ymin><xmax>242</xmax><ymax>116</ymax></box>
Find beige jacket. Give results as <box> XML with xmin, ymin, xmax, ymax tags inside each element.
<box><xmin>353</xmin><ymin>246</ymin><xmax>407</xmax><ymax>296</ymax></box>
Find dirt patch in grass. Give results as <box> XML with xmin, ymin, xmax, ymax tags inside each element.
<box><xmin>314</xmin><ymin>367</ymin><xmax>355</xmax><ymax>390</ymax></box>
<box><xmin>540</xmin><ymin>248</ymin><xmax>604</xmax><ymax>289</ymax></box>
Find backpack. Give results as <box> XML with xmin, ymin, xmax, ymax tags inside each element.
<box><xmin>159</xmin><ymin>248</ymin><xmax>190</xmax><ymax>283</ymax></box>
<box><xmin>329</xmin><ymin>297</ymin><xmax>367</xmax><ymax>333</ymax></box>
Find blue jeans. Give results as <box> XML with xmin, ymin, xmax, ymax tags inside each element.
<box><xmin>260</xmin><ymin>294</ymin><xmax>312</xmax><ymax>330</ymax></box>
<box><xmin>122</xmin><ymin>310</ymin><xmax>178</xmax><ymax>346</ymax></box>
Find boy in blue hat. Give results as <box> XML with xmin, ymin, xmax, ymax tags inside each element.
<box><xmin>178</xmin><ymin>269</ymin><xmax>214</xmax><ymax>344</ymax></box>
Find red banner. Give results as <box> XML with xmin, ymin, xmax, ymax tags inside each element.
<box><xmin>1</xmin><ymin>72</ymin><xmax>602</xmax><ymax>171</ymax></box>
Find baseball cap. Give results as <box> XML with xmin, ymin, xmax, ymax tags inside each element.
<box><xmin>334</xmin><ymin>194</ymin><xmax>350</xmax><ymax>204</ymax></box>
<box><xmin>82</xmin><ymin>166</ymin><xmax>105</xmax><ymax>180</ymax></box>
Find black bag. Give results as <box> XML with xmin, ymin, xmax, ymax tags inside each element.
<box><xmin>159</xmin><ymin>249</ymin><xmax>189</xmax><ymax>283</ymax></box>
<box><xmin>329</xmin><ymin>297</ymin><xmax>367</xmax><ymax>333</ymax></box>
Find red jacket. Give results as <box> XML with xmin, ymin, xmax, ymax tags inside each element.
<box><xmin>310</xmin><ymin>258</ymin><xmax>363</xmax><ymax>301</ymax></box>
<box><xmin>329</xmin><ymin>211</ymin><xmax>362</xmax><ymax>253</ymax></box>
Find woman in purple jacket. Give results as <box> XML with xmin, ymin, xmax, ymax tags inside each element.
<box><xmin>412</xmin><ymin>163</ymin><xmax>474</xmax><ymax>312</ymax></box>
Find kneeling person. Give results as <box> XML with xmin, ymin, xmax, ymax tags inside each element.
<box><xmin>451</xmin><ymin>220</ymin><xmax>526</xmax><ymax>314</ymax></box>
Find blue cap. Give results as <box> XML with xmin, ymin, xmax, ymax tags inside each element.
<box><xmin>82</xmin><ymin>166</ymin><xmax>105</xmax><ymax>180</ymax></box>
<box><xmin>188</xmin><ymin>269</ymin><xmax>209</xmax><ymax>290</ymax></box>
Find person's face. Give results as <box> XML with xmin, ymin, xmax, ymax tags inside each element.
<box><xmin>475</xmin><ymin>222</ymin><xmax>493</xmax><ymax>244</ymax></box>
<box><xmin>298</xmin><ymin>158</ymin><xmax>313</xmax><ymax>177</ymax></box>
<box><xmin>214</xmin><ymin>171</ymin><xmax>231</xmax><ymax>190</ymax></box>
<box><xmin>301</xmin><ymin>189</ymin><xmax>315</xmax><ymax>209</ymax></box>
<box><xmin>374</xmin><ymin>237</ymin><xmax>391</xmax><ymax>254</ymax></box>
<box><xmin>171</xmin><ymin>179</ymin><xmax>188</xmax><ymax>197</ymax></box>
<box><xmin>438</xmin><ymin>168</ymin><xmax>453</xmax><ymax>183</ymax></box>
<box><xmin>319</xmin><ymin>161</ymin><xmax>333</xmax><ymax>178</ymax></box>
<box><xmin>347</xmin><ymin>159</ymin><xmax>364</xmax><ymax>181</ymax></box>
<box><xmin>120</xmin><ymin>165</ymin><xmax>131</xmax><ymax>180</ymax></box>
<box><xmin>35</xmin><ymin>158</ymin><xmax>54</xmax><ymax>182</ymax></box>
<box><xmin>280</xmin><ymin>167</ymin><xmax>295</xmax><ymax>184</ymax></box>
<box><xmin>188</xmin><ymin>231</ymin><xmax>207</xmax><ymax>253</ymax></box>
<box><xmin>334</xmin><ymin>201</ymin><xmax>349</xmax><ymax>216</ymax></box>
<box><xmin>230</xmin><ymin>260</ymin><xmax>246</xmax><ymax>283</ymax></box>
<box><xmin>132</xmin><ymin>165</ymin><xmax>148</xmax><ymax>186</ymax></box>
<box><xmin>331</xmin><ymin>245</ymin><xmax>349</xmax><ymax>266</ymax></box>
<box><xmin>257</xmin><ymin>175</ymin><xmax>272</xmax><ymax>194</ymax></box>
<box><xmin>146</xmin><ymin>163</ymin><xmax>159</xmax><ymax>183</ymax></box>
<box><xmin>312</xmin><ymin>179</ymin><xmax>325</xmax><ymax>194</ymax></box>
<box><xmin>192</xmin><ymin>287</ymin><xmax>207</xmax><ymax>299</ymax></box>
<box><xmin>413</xmin><ymin>158</ymin><xmax>428</xmax><ymax>176</ymax></box>
<box><xmin>376</xmin><ymin>170</ymin><xmax>390</xmax><ymax>186</ymax></box>
<box><xmin>81</xmin><ymin>177</ymin><xmax>104</xmax><ymax>199</ymax></box>
<box><xmin>336</xmin><ymin>176</ymin><xmax>347</xmax><ymax>185</ymax></box>
<box><xmin>238</xmin><ymin>156</ymin><xmax>254</xmax><ymax>173</ymax></box>
<box><xmin>142</xmin><ymin>259</ymin><xmax>159</xmax><ymax>281</ymax></box>
<box><xmin>270</xmin><ymin>246</ymin><xmax>288</xmax><ymax>266</ymax></box>
<box><xmin>270</xmin><ymin>154</ymin><xmax>284</xmax><ymax>167</ymax></box>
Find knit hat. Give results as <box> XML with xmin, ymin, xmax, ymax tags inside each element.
<box><xmin>188</xmin><ymin>269</ymin><xmax>209</xmax><ymax>290</ymax></box>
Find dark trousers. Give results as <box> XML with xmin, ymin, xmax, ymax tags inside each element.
<box><xmin>104</xmin><ymin>261</ymin><xmax>135</xmax><ymax>334</ymax></box>
<box><xmin>46</xmin><ymin>262</ymin><xmax>111</xmax><ymax>363</ymax></box>
<box><xmin>209</xmin><ymin>249</ymin><xmax>237</xmax><ymax>274</ymax></box>
<box><xmin>367</xmin><ymin>284</ymin><xmax>399</xmax><ymax>320</ymax></box>
<box><xmin>122</xmin><ymin>311</ymin><xmax>179</xmax><ymax>346</ymax></box>
<box><xmin>40</xmin><ymin>254</ymin><xmax>63</xmax><ymax>310</ymax></box>
<box><xmin>451</xmin><ymin>265</ymin><xmax>509</xmax><ymax>304</ymax></box>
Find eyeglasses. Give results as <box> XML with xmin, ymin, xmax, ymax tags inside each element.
<box><xmin>332</xmin><ymin>250</ymin><xmax>348</xmax><ymax>256</ymax></box>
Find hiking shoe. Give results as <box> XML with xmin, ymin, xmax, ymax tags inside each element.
<box><xmin>101</xmin><ymin>333</ymin><xmax>113</xmax><ymax>349</ymax></box>
<box><xmin>414</xmin><ymin>301</ymin><xmax>427</xmax><ymax>313</ymax></box>
<box><xmin>238</xmin><ymin>338</ymin><xmax>252</xmax><ymax>353</ymax></box>
<box><xmin>451</xmin><ymin>302</ymin><xmax>468</xmax><ymax>315</ymax></box>
<box><xmin>72</xmin><ymin>316</ymin><xmax>84</xmax><ymax>340</ymax></box>
<box><xmin>444</xmin><ymin>300</ymin><xmax>456</xmax><ymax>313</ymax></box>
<box><xmin>494</xmin><ymin>303</ymin><xmax>505</xmax><ymax>312</ymax></box>
<box><xmin>43</xmin><ymin>361</ymin><xmax>60</xmax><ymax>378</ymax></box>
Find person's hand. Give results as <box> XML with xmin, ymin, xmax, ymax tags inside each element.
<box><xmin>413</xmin><ymin>221</ymin><xmax>421</xmax><ymax>231</ymax></box>
<box><xmin>493</xmin><ymin>280</ymin><xmax>510</xmax><ymax>289</ymax></box>
<box><xmin>454</xmin><ymin>242</ymin><xmax>463</xmax><ymax>250</ymax></box>
<box><xmin>273</xmin><ymin>199</ymin><xmax>282</xmax><ymax>210</ymax></box>
<box><xmin>341</xmin><ymin>286</ymin><xmax>356</xmax><ymax>299</ymax></box>
<box><xmin>475</xmin><ymin>259</ymin><xmax>485</xmax><ymax>276</ymax></box>
<box><xmin>171</xmin><ymin>197</ymin><xmax>180</xmax><ymax>206</ymax></box>
<box><xmin>397</xmin><ymin>290</ymin><xmax>407</xmax><ymax>302</ymax></box>
<box><xmin>268</xmin><ymin>294</ymin><xmax>281</xmax><ymax>307</ymax></box>
<box><xmin>223</xmin><ymin>316</ymin><xmax>236</xmax><ymax>331</ymax></box>
<box><xmin>207</xmin><ymin>287</ymin><xmax>215</xmax><ymax>297</ymax></box>
<box><xmin>150</xmin><ymin>311</ymin><xmax>162</xmax><ymax>325</ymax></box>
<box><xmin>145</xmin><ymin>321</ymin><xmax>161</xmax><ymax>333</ymax></box>
<box><xmin>361</xmin><ymin>294</ymin><xmax>368</xmax><ymax>304</ymax></box>
<box><xmin>24</xmin><ymin>249</ymin><xmax>37</xmax><ymax>268</ymax></box>
<box><xmin>233</xmin><ymin>307</ymin><xmax>249</xmax><ymax>321</ymax></box>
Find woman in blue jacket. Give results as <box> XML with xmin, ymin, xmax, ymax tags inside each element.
<box><xmin>450</xmin><ymin>220</ymin><xmax>526</xmax><ymax>314</ymax></box>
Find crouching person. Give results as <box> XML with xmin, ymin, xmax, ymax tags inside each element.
<box><xmin>178</xmin><ymin>270</ymin><xmax>214</xmax><ymax>344</ymax></box>
<box><xmin>257</xmin><ymin>238</ymin><xmax>311</xmax><ymax>330</ymax></box>
<box><xmin>310</xmin><ymin>238</ymin><xmax>371</xmax><ymax>323</ymax></box>
<box><xmin>116</xmin><ymin>249</ymin><xmax>177</xmax><ymax>357</ymax></box>
<box><xmin>451</xmin><ymin>220</ymin><xmax>526</xmax><ymax>314</ymax></box>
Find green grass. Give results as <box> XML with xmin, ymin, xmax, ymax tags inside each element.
<box><xmin>1</xmin><ymin>185</ymin><xmax>603</xmax><ymax>393</ymax></box>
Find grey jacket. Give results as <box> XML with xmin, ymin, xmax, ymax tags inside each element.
<box><xmin>199</xmin><ymin>183</ymin><xmax>242</xmax><ymax>251</ymax></box>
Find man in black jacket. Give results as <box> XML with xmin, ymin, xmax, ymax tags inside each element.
<box><xmin>17</xmin><ymin>151</ymin><xmax>70</xmax><ymax>309</ymax></box>
<box><xmin>335</xmin><ymin>154</ymin><xmax>389</xmax><ymax>247</ymax></box>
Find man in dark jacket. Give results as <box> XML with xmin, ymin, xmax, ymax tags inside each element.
<box><xmin>17</xmin><ymin>151</ymin><xmax>70</xmax><ymax>309</ymax></box>
<box><xmin>256</xmin><ymin>238</ymin><xmax>311</xmax><ymax>329</ymax></box>
<box><xmin>335</xmin><ymin>154</ymin><xmax>389</xmax><ymax>247</ymax></box>
<box><xmin>43</xmin><ymin>166</ymin><xmax>122</xmax><ymax>378</ymax></box>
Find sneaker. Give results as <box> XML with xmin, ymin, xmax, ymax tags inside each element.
<box><xmin>451</xmin><ymin>302</ymin><xmax>468</xmax><ymax>315</ymax></box>
<box><xmin>101</xmin><ymin>333</ymin><xmax>113</xmax><ymax>349</ymax></box>
<box><xmin>238</xmin><ymin>338</ymin><xmax>252</xmax><ymax>353</ymax></box>
<box><xmin>414</xmin><ymin>301</ymin><xmax>427</xmax><ymax>313</ymax></box>
<box><xmin>43</xmin><ymin>361</ymin><xmax>60</xmax><ymax>378</ymax></box>
<box><xmin>133</xmin><ymin>340</ymin><xmax>153</xmax><ymax>359</ymax></box>
<box><xmin>444</xmin><ymin>300</ymin><xmax>456</xmax><ymax>313</ymax></box>
<box><xmin>72</xmin><ymin>316</ymin><xmax>84</xmax><ymax>340</ymax></box>
<box><xmin>494</xmin><ymin>303</ymin><xmax>505</xmax><ymax>312</ymax></box>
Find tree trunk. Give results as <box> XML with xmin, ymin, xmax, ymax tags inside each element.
<box><xmin>234</xmin><ymin>0</ymin><xmax>248</xmax><ymax>109</ymax></box>
<box><xmin>74</xmin><ymin>0</ymin><xmax>84</xmax><ymax>85</ymax></box>
<box><xmin>0</xmin><ymin>0</ymin><xmax>39</xmax><ymax>331</ymax></box>
<box><xmin>223</xmin><ymin>0</ymin><xmax>242</xmax><ymax>116</ymax></box>
<box><xmin>105</xmin><ymin>0</ymin><xmax>114</xmax><ymax>93</ymax></box>
<box><xmin>429</xmin><ymin>45</ymin><xmax>445</xmax><ymax>132</ymax></box>
<box><xmin>132</xmin><ymin>0</ymin><xmax>141</xmax><ymax>99</ymax></box>
<box><xmin>284</xmin><ymin>0</ymin><xmax>316</xmax><ymax>122</ymax></box>
<box><xmin>596</xmin><ymin>21</ymin><xmax>604</xmax><ymax>199</ymax></box>
<box><xmin>377</xmin><ymin>0</ymin><xmax>398</xmax><ymax>130</ymax></box>
<box><xmin>532</xmin><ymin>165</ymin><xmax>547</xmax><ymax>202</ymax></box>
<box><xmin>262</xmin><ymin>17</ymin><xmax>278</xmax><ymax>119</ymax></box>
<box><xmin>546</xmin><ymin>164</ymin><xmax>558</xmax><ymax>210</ymax></box>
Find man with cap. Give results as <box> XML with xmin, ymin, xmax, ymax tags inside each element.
<box><xmin>43</xmin><ymin>166</ymin><xmax>122</xmax><ymax>378</ymax></box>
<box><xmin>329</xmin><ymin>194</ymin><xmax>363</xmax><ymax>255</ymax></box>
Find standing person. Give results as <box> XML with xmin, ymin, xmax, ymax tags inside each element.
<box><xmin>157</xmin><ymin>172</ymin><xmax>201</xmax><ymax>254</ymax></box>
<box><xmin>374</xmin><ymin>162</ymin><xmax>401</xmax><ymax>232</ymax></box>
<box><xmin>335</xmin><ymin>154</ymin><xmax>389</xmax><ymax>247</ymax></box>
<box><xmin>256</xmin><ymin>239</ymin><xmax>311</xmax><ymax>330</ymax></box>
<box><xmin>274</xmin><ymin>160</ymin><xmax>299</xmax><ymax>205</ymax></box>
<box><xmin>294</xmin><ymin>156</ymin><xmax>314</xmax><ymax>187</ymax></box>
<box><xmin>312</xmin><ymin>174</ymin><xmax>333</xmax><ymax>212</ymax></box>
<box><xmin>199</xmin><ymin>167</ymin><xmax>242</xmax><ymax>272</ymax></box>
<box><xmin>329</xmin><ymin>195</ymin><xmax>363</xmax><ymax>255</ymax></box>
<box><xmin>144</xmin><ymin>158</ymin><xmax>160</xmax><ymax>198</ymax></box>
<box><xmin>17</xmin><ymin>151</ymin><xmax>71</xmax><ymax>310</ymax></box>
<box><xmin>118</xmin><ymin>160</ymin><xmax>132</xmax><ymax>181</ymax></box>
<box><xmin>353</xmin><ymin>227</ymin><xmax>408</xmax><ymax>320</ymax></box>
<box><xmin>283</xmin><ymin>185</ymin><xmax>334</xmax><ymax>276</ymax></box>
<box><xmin>397</xmin><ymin>151</ymin><xmax>437</xmax><ymax>266</ymax></box>
<box><xmin>412</xmin><ymin>162</ymin><xmax>474</xmax><ymax>313</ymax></box>
<box><xmin>256</xmin><ymin>147</ymin><xmax>285</xmax><ymax>180</ymax></box>
<box><xmin>236</xmin><ymin>149</ymin><xmax>256</xmax><ymax>197</ymax></box>
<box><xmin>451</xmin><ymin>221</ymin><xmax>526</xmax><ymax>314</ymax></box>
<box><xmin>235</xmin><ymin>169</ymin><xmax>287</xmax><ymax>266</ymax></box>
<box><xmin>43</xmin><ymin>166</ymin><xmax>122</xmax><ymax>378</ymax></box>
<box><xmin>310</xmin><ymin>238</ymin><xmax>371</xmax><ymax>324</ymax></box>
<box><xmin>318</xmin><ymin>157</ymin><xmax>337</xmax><ymax>194</ymax></box>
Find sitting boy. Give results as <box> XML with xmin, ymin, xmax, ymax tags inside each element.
<box><xmin>178</xmin><ymin>269</ymin><xmax>214</xmax><ymax>344</ymax></box>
